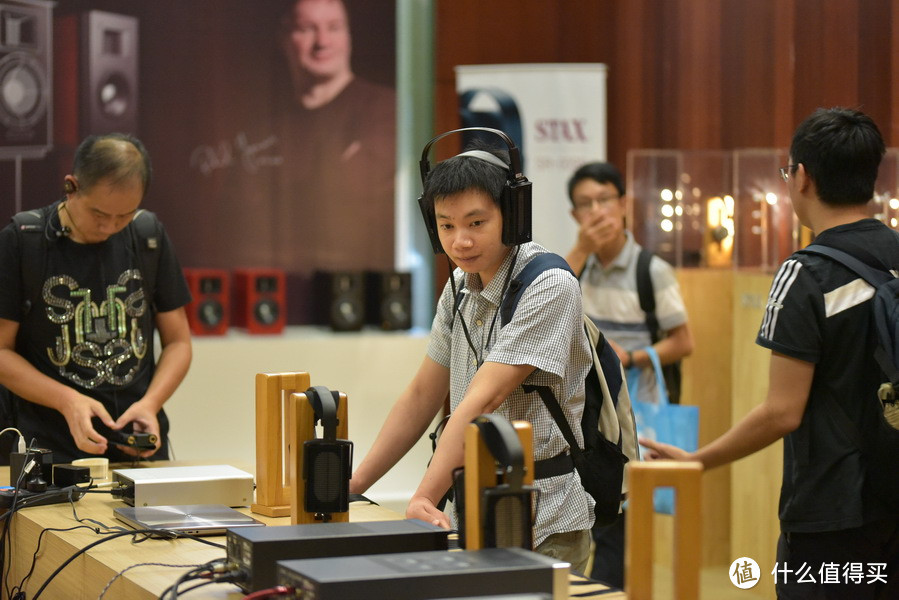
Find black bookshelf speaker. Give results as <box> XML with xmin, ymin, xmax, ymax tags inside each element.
<box><xmin>314</xmin><ymin>271</ymin><xmax>365</xmax><ymax>332</ymax></box>
<box><xmin>366</xmin><ymin>271</ymin><xmax>411</xmax><ymax>330</ymax></box>
<box><xmin>0</xmin><ymin>0</ymin><xmax>53</xmax><ymax>157</ymax></box>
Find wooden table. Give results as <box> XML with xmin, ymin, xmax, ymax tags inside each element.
<box><xmin>3</xmin><ymin>464</ymin><xmax>623</xmax><ymax>599</ymax></box>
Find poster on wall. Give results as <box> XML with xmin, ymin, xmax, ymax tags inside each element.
<box><xmin>0</xmin><ymin>0</ymin><xmax>398</xmax><ymax>325</ymax></box>
<box><xmin>455</xmin><ymin>63</ymin><xmax>607</xmax><ymax>256</ymax></box>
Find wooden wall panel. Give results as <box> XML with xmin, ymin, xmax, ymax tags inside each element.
<box><xmin>721</xmin><ymin>0</ymin><xmax>779</xmax><ymax>148</ymax></box>
<box><xmin>893</xmin><ymin>0</ymin><xmax>899</xmax><ymax>142</ymax></box>
<box><xmin>673</xmin><ymin>0</ymin><xmax>724</xmax><ymax>150</ymax></box>
<box><xmin>605</xmin><ymin>1</ymin><xmax>653</xmax><ymax>158</ymax></box>
<box><xmin>731</xmin><ymin>272</ymin><xmax>782</xmax><ymax>600</ymax></box>
<box><xmin>858</xmin><ymin>0</ymin><xmax>893</xmax><ymax>135</ymax></box>
<box><xmin>771</xmin><ymin>0</ymin><xmax>797</xmax><ymax>148</ymax></box>
<box><xmin>792</xmin><ymin>0</ymin><xmax>861</xmax><ymax>118</ymax></box>
<box><xmin>436</xmin><ymin>0</ymin><xmax>897</xmax><ymax>169</ymax></box>
<box><xmin>677</xmin><ymin>269</ymin><xmax>734</xmax><ymax>566</ymax></box>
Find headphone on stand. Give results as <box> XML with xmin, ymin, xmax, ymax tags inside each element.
<box><xmin>417</xmin><ymin>127</ymin><xmax>532</xmax><ymax>254</ymax></box>
<box><xmin>471</xmin><ymin>414</ymin><xmax>536</xmax><ymax>550</ymax></box>
<box><xmin>302</xmin><ymin>385</ymin><xmax>353</xmax><ymax>517</ymax></box>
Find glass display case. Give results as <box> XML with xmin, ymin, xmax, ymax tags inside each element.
<box><xmin>626</xmin><ymin>150</ymin><xmax>733</xmax><ymax>268</ymax></box>
<box><xmin>871</xmin><ymin>148</ymin><xmax>899</xmax><ymax>229</ymax></box>
<box><xmin>628</xmin><ymin>147</ymin><xmax>899</xmax><ymax>272</ymax></box>
<box><xmin>732</xmin><ymin>149</ymin><xmax>807</xmax><ymax>271</ymax></box>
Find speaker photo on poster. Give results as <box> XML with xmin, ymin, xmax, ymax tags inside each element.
<box><xmin>233</xmin><ymin>268</ymin><xmax>286</xmax><ymax>335</ymax></box>
<box><xmin>81</xmin><ymin>10</ymin><xmax>138</xmax><ymax>135</ymax></box>
<box><xmin>183</xmin><ymin>268</ymin><xmax>230</xmax><ymax>336</ymax></box>
<box><xmin>0</xmin><ymin>0</ymin><xmax>53</xmax><ymax>158</ymax></box>
<box><xmin>53</xmin><ymin>8</ymin><xmax>138</xmax><ymax>147</ymax></box>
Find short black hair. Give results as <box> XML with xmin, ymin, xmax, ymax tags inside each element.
<box><xmin>789</xmin><ymin>107</ymin><xmax>885</xmax><ymax>206</ymax></box>
<box><xmin>421</xmin><ymin>139</ymin><xmax>510</xmax><ymax>212</ymax></box>
<box><xmin>567</xmin><ymin>162</ymin><xmax>624</xmax><ymax>206</ymax></box>
<box><xmin>73</xmin><ymin>133</ymin><xmax>152</xmax><ymax>196</ymax></box>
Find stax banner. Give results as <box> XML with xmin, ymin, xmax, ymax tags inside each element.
<box><xmin>455</xmin><ymin>63</ymin><xmax>607</xmax><ymax>257</ymax></box>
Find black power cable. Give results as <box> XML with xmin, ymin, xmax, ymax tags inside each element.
<box><xmin>29</xmin><ymin>528</ymin><xmax>226</xmax><ymax>600</ymax></box>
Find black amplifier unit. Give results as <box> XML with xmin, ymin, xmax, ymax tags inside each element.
<box><xmin>227</xmin><ymin>518</ymin><xmax>449</xmax><ymax>592</ymax></box>
<box><xmin>276</xmin><ymin>547</ymin><xmax>569</xmax><ymax>600</ymax></box>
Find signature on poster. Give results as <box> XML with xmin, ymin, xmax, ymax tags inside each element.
<box><xmin>190</xmin><ymin>132</ymin><xmax>283</xmax><ymax>176</ymax></box>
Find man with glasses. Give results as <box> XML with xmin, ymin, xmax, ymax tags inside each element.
<box><xmin>643</xmin><ymin>107</ymin><xmax>899</xmax><ymax>599</ymax></box>
<box><xmin>564</xmin><ymin>161</ymin><xmax>694</xmax><ymax>588</ymax></box>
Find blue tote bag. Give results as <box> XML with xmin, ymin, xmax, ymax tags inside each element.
<box><xmin>629</xmin><ymin>346</ymin><xmax>699</xmax><ymax>514</ymax></box>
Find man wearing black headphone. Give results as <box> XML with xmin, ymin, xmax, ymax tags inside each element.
<box><xmin>0</xmin><ymin>133</ymin><xmax>192</xmax><ymax>463</ymax></box>
<box><xmin>351</xmin><ymin>133</ymin><xmax>595</xmax><ymax>572</ymax></box>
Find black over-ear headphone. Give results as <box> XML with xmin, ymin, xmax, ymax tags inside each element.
<box><xmin>473</xmin><ymin>414</ymin><xmax>535</xmax><ymax>550</ymax></box>
<box><xmin>302</xmin><ymin>386</ymin><xmax>352</xmax><ymax>516</ymax></box>
<box><xmin>417</xmin><ymin>127</ymin><xmax>532</xmax><ymax>254</ymax></box>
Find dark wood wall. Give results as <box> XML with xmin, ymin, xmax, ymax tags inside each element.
<box><xmin>434</xmin><ymin>0</ymin><xmax>898</xmax><ymax>168</ymax></box>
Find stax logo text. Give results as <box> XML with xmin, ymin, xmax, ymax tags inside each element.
<box><xmin>534</xmin><ymin>119</ymin><xmax>588</xmax><ymax>142</ymax></box>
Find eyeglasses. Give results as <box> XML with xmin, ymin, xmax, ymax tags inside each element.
<box><xmin>779</xmin><ymin>164</ymin><xmax>798</xmax><ymax>182</ymax></box>
<box><xmin>573</xmin><ymin>195</ymin><xmax>620</xmax><ymax>212</ymax></box>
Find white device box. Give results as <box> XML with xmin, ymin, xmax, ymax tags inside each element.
<box><xmin>112</xmin><ymin>465</ymin><xmax>255</xmax><ymax>507</ymax></box>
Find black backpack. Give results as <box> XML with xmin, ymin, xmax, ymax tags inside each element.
<box><xmin>636</xmin><ymin>248</ymin><xmax>682</xmax><ymax>404</ymax></box>
<box><xmin>799</xmin><ymin>243</ymin><xmax>899</xmax><ymax>508</ymax></box>
<box><xmin>450</xmin><ymin>252</ymin><xmax>640</xmax><ymax>525</ymax></box>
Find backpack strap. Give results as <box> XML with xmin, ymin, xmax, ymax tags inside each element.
<box><xmin>799</xmin><ymin>244</ymin><xmax>891</xmax><ymax>287</ymax></box>
<box><xmin>526</xmin><ymin>382</ymin><xmax>581</xmax><ymax>445</ymax></box>
<box><xmin>5</xmin><ymin>208</ymin><xmax>49</xmax><ymax>427</ymax></box>
<box><xmin>500</xmin><ymin>253</ymin><xmax>573</xmax><ymax>326</ymax></box>
<box><xmin>129</xmin><ymin>209</ymin><xmax>161</xmax><ymax>308</ymax></box>
<box><xmin>11</xmin><ymin>209</ymin><xmax>48</xmax><ymax>317</ymax></box>
<box><xmin>500</xmin><ymin>253</ymin><xmax>582</xmax><ymax>463</ymax></box>
<box><xmin>799</xmin><ymin>244</ymin><xmax>899</xmax><ymax>387</ymax></box>
<box><xmin>636</xmin><ymin>247</ymin><xmax>660</xmax><ymax>343</ymax></box>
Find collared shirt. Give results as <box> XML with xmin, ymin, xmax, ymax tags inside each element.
<box><xmin>580</xmin><ymin>231</ymin><xmax>688</xmax><ymax>404</ymax></box>
<box><xmin>427</xmin><ymin>241</ymin><xmax>594</xmax><ymax>545</ymax></box>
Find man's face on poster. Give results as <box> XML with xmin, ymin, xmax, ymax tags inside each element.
<box><xmin>284</xmin><ymin>0</ymin><xmax>353</xmax><ymax>82</ymax></box>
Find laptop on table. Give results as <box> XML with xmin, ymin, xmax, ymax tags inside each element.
<box><xmin>113</xmin><ymin>504</ymin><xmax>265</xmax><ymax>536</ymax></box>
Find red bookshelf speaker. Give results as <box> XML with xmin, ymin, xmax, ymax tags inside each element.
<box><xmin>183</xmin><ymin>268</ymin><xmax>230</xmax><ymax>336</ymax></box>
<box><xmin>233</xmin><ymin>268</ymin><xmax>286</xmax><ymax>334</ymax></box>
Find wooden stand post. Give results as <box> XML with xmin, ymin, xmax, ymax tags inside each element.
<box><xmin>251</xmin><ymin>372</ymin><xmax>310</xmax><ymax>517</ymax></box>
<box><xmin>288</xmin><ymin>390</ymin><xmax>350</xmax><ymax>525</ymax></box>
<box><xmin>464</xmin><ymin>419</ymin><xmax>534</xmax><ymax>550</ymax></box>
<box><xmin>625</xmin><ymin>461</ymin><xmax>703</xmax><ymax>600</ymax></box>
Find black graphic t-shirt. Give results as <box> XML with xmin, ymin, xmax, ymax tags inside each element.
<box><xmin>0</xmin><ymin>203</ymin><xmax>190</xmax><ymax>462</ymax></box>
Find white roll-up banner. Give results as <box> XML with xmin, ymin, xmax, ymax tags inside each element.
<box><xmin>455</xmin><ymin>63</ymin><xmax>608</xmax><ymax>256</ymax></box>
